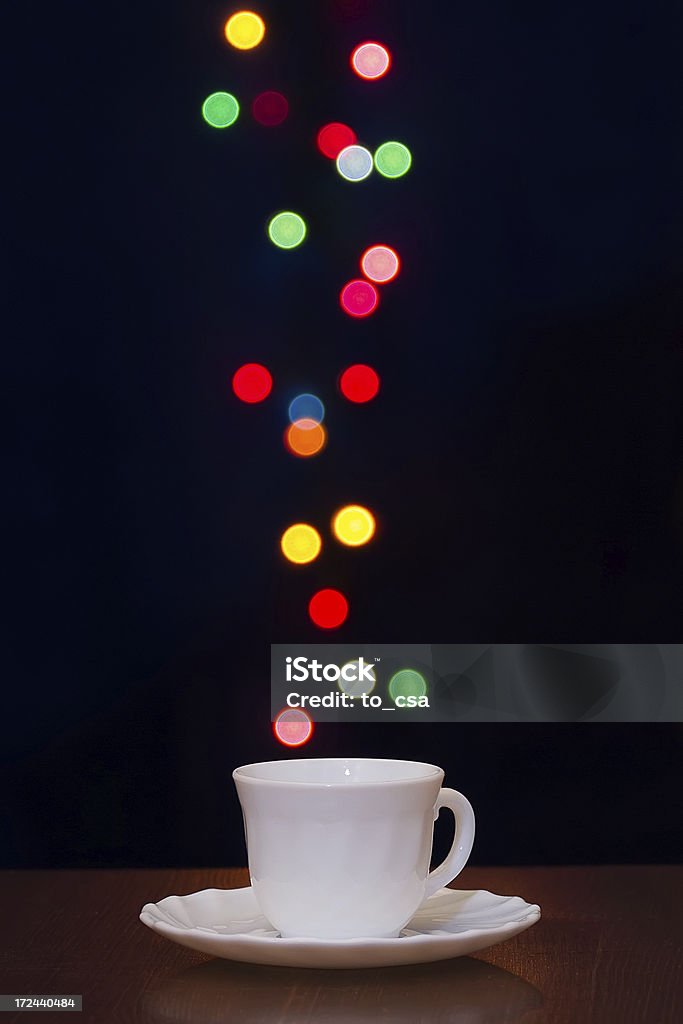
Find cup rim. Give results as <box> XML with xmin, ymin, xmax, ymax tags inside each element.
<box><xmin>232</xmin><ymin>757</ymin><xmax>444</xmax><ymax>788</ymax></box>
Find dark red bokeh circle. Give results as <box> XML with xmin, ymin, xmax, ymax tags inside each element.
<box><xmin>252</xmin><ymin>91</ymin><xmax>289</xmax><ymax>126</ymax></box>
<box><xmin>339</xmin><ymin>364</ymin><xmax>380</xmax><ymax>403</ymax></box>
<box><xmin>317</xmin><ymin>122</ymin><xmax>357</xmax><ymax>159</ymax></box>
<box><xmin>232</xmin><ymin>363</ymin><xmax>273</xmax><ymax>403</ymax></box>
<box><xmin>308</xmin><ymin>588</ymin><xmax>349</xmax><ymax>629</ymax></box>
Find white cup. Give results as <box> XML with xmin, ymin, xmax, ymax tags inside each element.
<box><xmin>232</xmin><ymin>758</ymin><xmax>475</xmax><ymax>939</ymax></box>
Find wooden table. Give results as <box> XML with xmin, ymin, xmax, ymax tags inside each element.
<box><xmin>1</xmin><ymin>866</ymin><xmax>680</xmax><ymax>1022</ymax></box>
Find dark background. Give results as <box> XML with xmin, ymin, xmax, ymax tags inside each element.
<box><xmin>4</xmin><ymin>0</ymin><xmax>682</xmax><ymax>868</ymax></box>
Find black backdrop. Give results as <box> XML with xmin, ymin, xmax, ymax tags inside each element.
<box><xmin>4</xmin><ymin>0</ymin><xmax>682</xmax><ymax>868</ymax></box>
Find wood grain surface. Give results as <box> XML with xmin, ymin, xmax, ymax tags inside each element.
<box><xmin>1</xmin><ymin>866</ymin><xmax>681</xmax><ymax>1023</ymax></box>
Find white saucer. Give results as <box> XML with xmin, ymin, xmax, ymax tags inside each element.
<box><xmin>140</xmin><ymin>886</ymin><xmax>540</xmax><ymax>969</ymax></box>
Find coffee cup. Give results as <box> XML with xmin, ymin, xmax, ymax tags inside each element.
<box><xmin>232</xmin><ymin>758</ymin><xmax>475</xmax><ymax>939</ymax></box>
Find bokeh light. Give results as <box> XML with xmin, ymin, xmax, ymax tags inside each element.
<box><xmin>274</xmin><ymin>708</ymin><xmax>313</xmax><ymax>747</ymax></box>
<box><xmin>232</xmin><ymin>362</ymin><xmax>272</xmax><ymax>403</ymax></box>
<box><xmin>309</xmin><ymin>588</ymin><xmax>349</xmax><ymax>629</ymax></box>
<box><xmin>288</xmin><ymin>393</ymin><xmax>325</xmax><ymax>426</ymax></box>
<box><xmin>336</xmin><ymin>145</ymin><xmax>373</xmax><ymax>182</ymax></box>
<box><xmin>225</xmin><ymin>10</ymin><xmax>266</xmax><ymax>50</ymax></box>
<box><xmin>374</xmin><ymin>141</ymin><xmax>412</xmax><ymax>178</ymax></box>
<box><xmin>202</xmin><ymin>92</ymin><xmax>240</xmax><ymax>128</ymax></box>
<box><xmin>280</xmin><ymin>523</ymin><xmax>322</xmax><ymax>564</ymax></box>
<box><xmin>388</xmin><ymin>669</ymin><xmax>428</xmax><ymax>703</ymax></box>
<box><xmin>285</xmin><ymin>419</ymin><xmax>327</xmax><ymax>457</ymax></box>
<box><xmin>252</xmin><ymin>90</ymin><xmax>289</xmax><ymax>125</ymax></box>
<box><xmin>268</xmin><ymin>211</ymin><xmax>307</xmax><ymax>249</ymax></box>
<box><xmin>351</xmin><ymin>41</ymin><xmax>391</xmax><ymax>80</ymax></box>
<box><xmin>340</xmin><ymin>279</ymin><xmax>379</xmax><ymax>317</ymax></box>
<box><xmin>339</xmin><ymin>364</ymin><xmax>380</xmax><ymax>403</ymax></box>
<box><xmin>361</xmin><ymin>245</ymin><xmax>400</xmax><ymax>283</ymax></box>
<box><xmin>317</xmin><ymin>122</ymin><xmax>357</xmax><ymax>159</ymax></box>
<box><xmin>335</xmin><ymin>0</ymin><xmax>372</xmax><ymax>20</ymax></box>
<box><xmin>332</xmin><ymin>505</ymin><xmax>376</xmax><ymax>547</ymax></box>
<box><xmin>337</xmin><ymin>658</ymin><xmax>376</xmax><ymax>698</ymax></box>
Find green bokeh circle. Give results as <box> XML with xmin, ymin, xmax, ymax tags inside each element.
<box><xmin>388</xmin><ymin>669</ymin><xmax>427</xmax><ymax>703</ymax></box>
<box><xmin>374</xmin><ymin>141</ymin><xmax>412</xmax><ymax>178</ymax></box>
<box><xmin>202</xmin><ymin>92</ymin><xmax>240</xmax><ymax>128</ymax></box>
<box><xmin>268</xmin><ymin>211</ymin><xmax>307</xmax><ymax>249</ymax></box>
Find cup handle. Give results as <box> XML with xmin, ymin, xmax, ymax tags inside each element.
<box><xmin>424</xmin><ymin>788</ymin><xmax>476</xmax><ymax>899</ymax></box>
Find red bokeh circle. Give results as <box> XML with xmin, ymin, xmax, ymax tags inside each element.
<box><xmin>232</xmin><ymin>363</ymin><xmax>273</xmax><ymax>403</ymax></box>
<box><xmin>308</xmin><ymin>588</ymin><xmax>349</xmax><ymax>629</ymax></box>
<box><xmin>339</xmin><ymin>364</ymin><xmax>380</xmax><ymax>403</ymax></box>
<box><xmin>317</xmin><ymin>122</ymin><xmax>357</xmax><ymax>159</ymax></box>
<box><xmin>340</xmin><ymin>279</ymin><xmax>379</xmax><ymax>318</ymax></box>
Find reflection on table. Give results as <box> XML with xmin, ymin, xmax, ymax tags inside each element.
<box><xmin>142</xmin><ymin>955</ymin><xmax>543</xmax><ymax>1024</ymax></box>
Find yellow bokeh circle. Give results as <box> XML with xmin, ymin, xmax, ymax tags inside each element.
<box><xmin>281</xmin><ymin>523</ymin><xmax>322</xmax><ymax>564</ymax></box>
<box><xmin>332</xmin><ymin>505</ymin><xmax>376</xmax><ymax>547</ymax></box>
<box><xmin>225</xmin><ymin>10</ymin><xmax>266</xmax><ymax>50</ymax></box>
